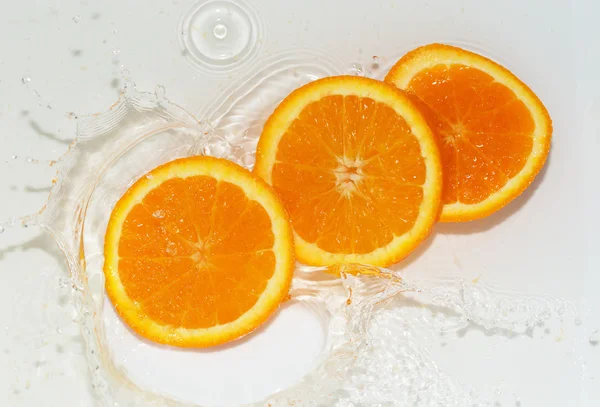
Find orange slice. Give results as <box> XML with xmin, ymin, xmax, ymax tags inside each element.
<box><xmin>385</xmin><ymin>43</ymin><xmax>552</xmax><ymax>222</ymax></box>
<box><xmin>254</xmin><ymin>76</ymin><xmax>442</xmax><ymax>267</ymax></box>
<box><xmin>103</xmin><ymin>156</ymin><xmax>294</xmax><ymax>347</ymax></box>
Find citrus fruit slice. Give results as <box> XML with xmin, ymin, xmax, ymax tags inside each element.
<box><xmin>103</xmin><ymin>156</ymin><xmax>294</xmax><ymax>347</ymax></box>
<box><xmin>254</xmin><ymin>76</ymin><xmax>442</xmax><ymax>267</ymax></box>
<box><xmin>385</xmin><ymin>43</ymin><xmax>552</xmax><ymax>222</ymax></box>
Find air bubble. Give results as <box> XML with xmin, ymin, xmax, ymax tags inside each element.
<box><xmin>73</xmin><ymin>15</ymin><xmax>82</xmax><ymax>23</ymax></box>
<box><xmin>21</xmin><ymin>77</ymin><xmax>31</xmax><ymax>85</ymax></box>
<box><xmin>152</xmin><ymin>210</ymin><xmax>165</xmax><ymax>219</ymax></box>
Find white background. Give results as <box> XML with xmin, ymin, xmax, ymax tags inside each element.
<box><xmin>1</xmin><ymin>0</ymin><xmax>599</xmax><ymax>405</ymax></box>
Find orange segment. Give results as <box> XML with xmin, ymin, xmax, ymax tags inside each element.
<box><xmin>385</xmin><ymin>43</ymin><xmax>552</xmax><ymax>222</ymax></box>
<box><xmin>103</xmin><ymin>156</ymin><xmax>294</xmax><ymax>347</ymax></box>
<box><xmin>254</xmin><ymin>76</ymin><xmax>442</xmax><ymax>267</ymax></box>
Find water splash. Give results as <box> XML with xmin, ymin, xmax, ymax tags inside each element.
<box><xmin>4</xmin><ymin>48</ymin><xmax>586</xmax><ymax>406</ymax></box>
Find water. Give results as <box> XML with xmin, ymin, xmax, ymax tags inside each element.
<box><xmin>177</xmin><ymin>0</ymin><xmax>263</xmax><ymax>74</ymax></box>
<box><xmin>20</xmin><ymin>76</ymin><xmax>53</xmax><ymax>109</ymax></box>
<box><xmin>348</xmin><ymin>62</ymin><xmax>367</xmax><ymax>76</ymax></box>
<box><xmin>152</xmin><ymin>210</ymin><xmax>165</xmax><ymax>219</ymax></box>
<box><xmin>165</xmin><ymin>241</ymin><xmax>178</xmax><ymax>256</ymax></box>
<box><xmin>590</xmin><ymin>330</ymin><xmax>599</xmax><ymax>346</ymax></box>
<box><xmin>2</xmin><ymin>44</ymin><xmax>590</xmax><ymax>406</ymax></box>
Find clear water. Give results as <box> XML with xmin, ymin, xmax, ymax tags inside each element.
<box><xmin>0</xmin><ymin>39</ymin><xmax>588</xmax><ymax>407</ymax></box>
<box><xmin>178</xmin><ymin>0</ymin><xmax>263</xmax><ymax>74</ymax></box>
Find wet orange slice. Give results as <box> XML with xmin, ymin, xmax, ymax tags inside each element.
<box><xmin>254</xmin><ymin>76</ymin><xmax>442</xmax><ymax>267</ymax></box>
<box><xmin>103</xmin><ymin>156</ymin><xmax>294</xmax><ymax>347</ymax></box>
<box><xmin>385</xmin><ymin>44</ymin><xmax>552</xmax><ymax>222</ymax></box>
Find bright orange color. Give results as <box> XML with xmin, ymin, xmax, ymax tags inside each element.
<box><xmin>103</xmin><ymin>156</ymin><xmax>294</xmax><ymax>347</ymax></box>
<box><xmin>385</xmin><ymin>44</ymin><xmax>552</xmax><ymax>222</ymax></box>
<box><xmin>255</xmin><ymin>76</ymin><xmax>442</xmax><ymax>267</ymax></box>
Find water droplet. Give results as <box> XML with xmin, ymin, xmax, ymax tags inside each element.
<box><xmin>120</xmin><ymin>68</ymin><xmax>135</xmax><ymax>89</ymax></box>
<box><xmin>73</xmin><ymin>15</ymin><xmax>82</xmax><ymax>23</ymax></box>
<box><xmin>11</xmin><ymin>155</ymin><xmax>17</xmax><ymax>160</ymax></box>
<box><xmin>113</xmin><ymin>29</ymin><xmax>119</xmax><ymax>35</ymax></box>
<box><xmin>58</xmin><ymin>277</ymin><xmax>70</xmax><ymax>288</ymax></box>
<box><xmin>203</xmin><ymin>139</ymin><xmax>231</xmax><ymax>157</ymax></box>
<box><xmin>0</xmin><ymin>226</ymin><xmax>4</xmax><ymax>234</ymax></box>
<box><xmin>371</xmin><ymin>56</ymin><xmax>380</xmax><ymax>71</ymax></box>
<box><xmin>56</xmin><ymin>327</ymin><xmax>62</xmax><ymax>334</ymax></box>
<box><xmin>213</xmin><ymin>23</ymin><xmax>227</xmax><ymax>39</ymax></box>
<box><xmin>166</xmin><ymin>242</ymin><xmax>177</xmax><ymax>255</ymax></box>
<box><xmin>152</xmin><ymin>210</ymin><xmax>165</xmax><ymax>219</ymax></box>
<box><xmin>19</xmin><ymin>215</ymin><xmax>38</xmax><ymax>229</ymax></box>
<box><xmin>25</xmin><ymin>156</ymin><xmax>35</xmax><ymax>163</ymax></box>
<box><xmin>155</xmin><ymin>85</ymin><xmax>166</xmax><ymax>99</ymax></box>
<box><xmin>145</xmin><ymin>173</ymin><xmax>153</xmax><ymax>180</ymax></box>
<box><xmin>179</xmin><ymin>0</ymin><xmax>262</xmax><ymax>71</ymax></box>
<box><xmin>348</xmin><ymin>63</ymin><xmax>366</xmax><ymax>76</ymax></box>
<box><xmin>21</xmin><ymin>77</ymin><xmax>31</xmax><ymax>85</ymax></box>
<box><xmin>112</xmin><ymin>49</ymin><xmax>120</xmax><ymax>56</ymax></box>
<box><xmin>575</xmin><ymin>317</ymin><xmax>582</xmax><ymax>326</ymax></box>
<box><xmin>589</xmin><ymin>330</ymin><xmax>599</xmax><ymax>346</ymax></box>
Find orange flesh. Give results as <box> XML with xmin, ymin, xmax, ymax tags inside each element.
<box><xmin>272</xmin><ymin>94</ymin><xmax>425</xmax><ymax>255</ymax></box>
<box><xmin>406</xmin><ymin>64</ymin><xmax>535</xmax><ymax>205</ymax></box>
<box><xmin>117</xmin><ymin>176</ymin><xmax>275</xmax><ymax>329</ymax></box>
